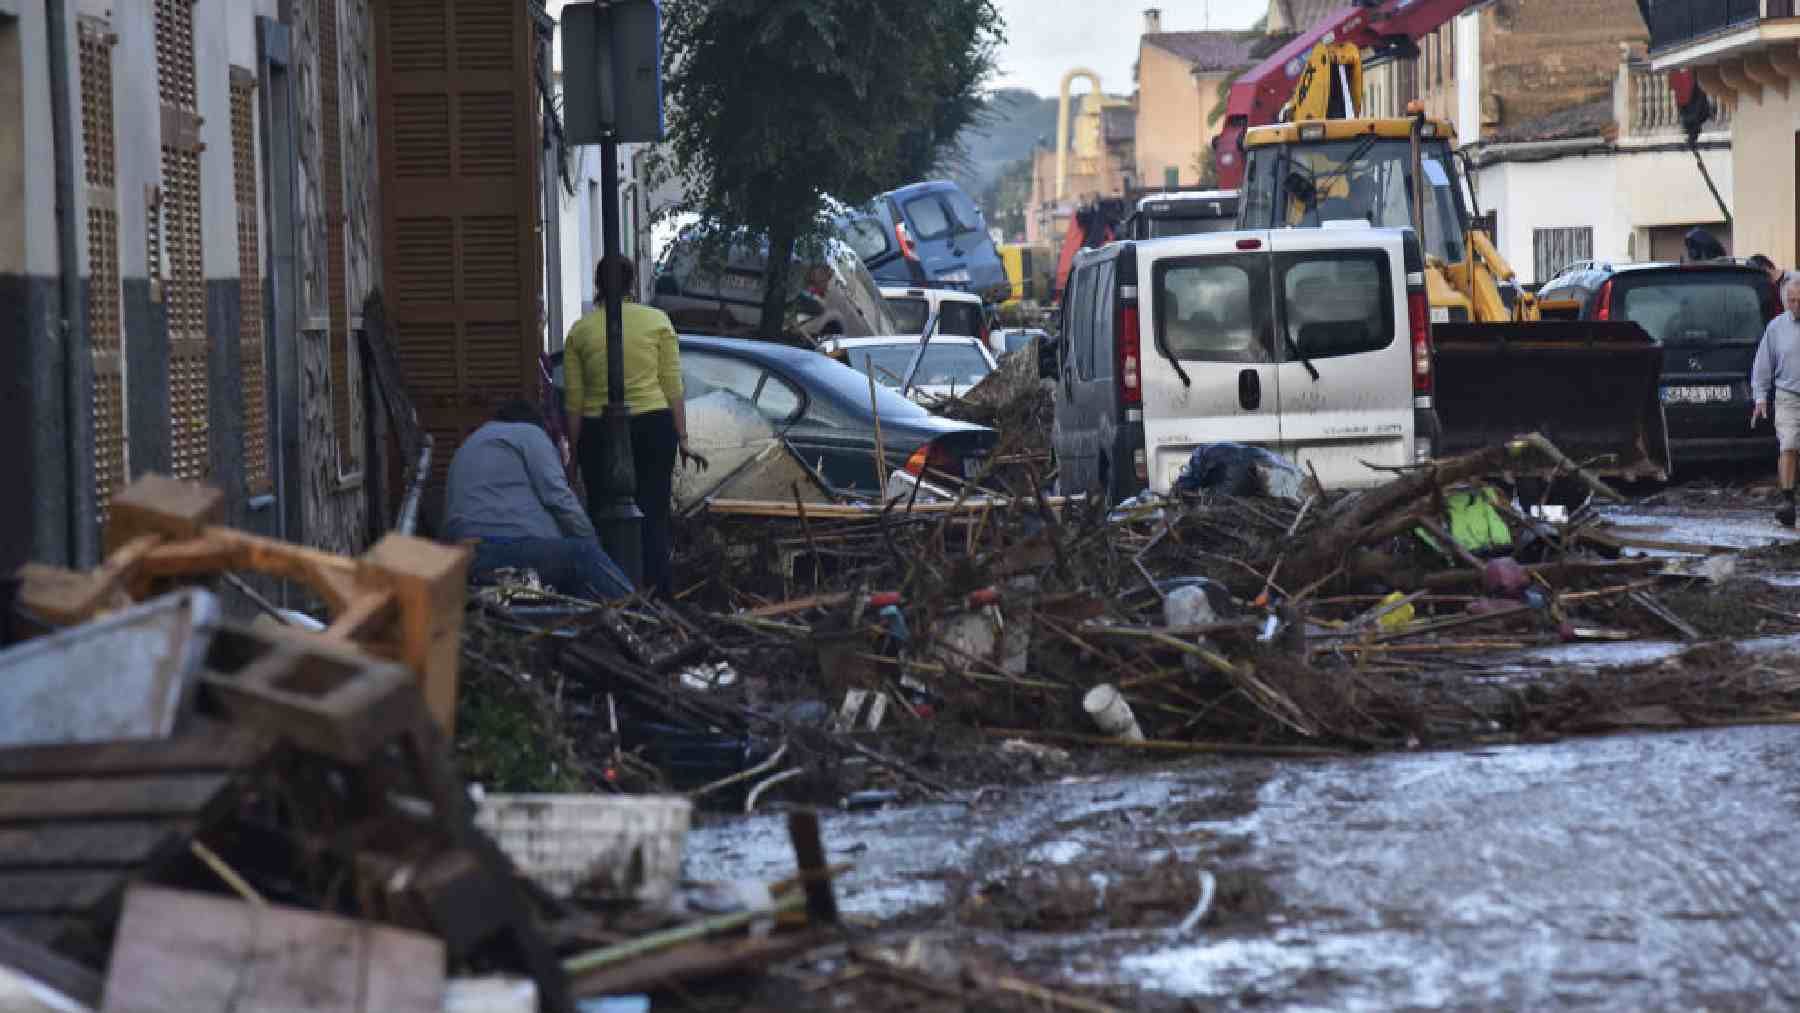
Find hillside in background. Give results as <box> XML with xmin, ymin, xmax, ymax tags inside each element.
<box><xmin>946</xmin><ymin>88</ymin><xmax>1058</xmax><ymax>199</ymax></box>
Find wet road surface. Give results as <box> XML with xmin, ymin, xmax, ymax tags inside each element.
<box><xmin>691</xmin><ymin>726</ymin><xmax>1800</xmax><ymax>1010</ymax></box>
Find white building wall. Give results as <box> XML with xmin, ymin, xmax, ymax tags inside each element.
<box><xmin>1478</xmin><ymin>155</ymin><xmax>1624</xmax><ymax>283</ymax></box>
<box><xmin>1476</xmin><ymin>142</ymin><xmax>1734</xmax><ymax>284</ymax></box>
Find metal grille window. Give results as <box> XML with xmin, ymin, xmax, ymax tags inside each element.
<box><xmin>155</xmin><ymin>0</ymin><xmax>207</xmax><ymax>481</ymax></box>
<box><xmin>231</xmin><ymin>71</ymin><xmax>270</xmax><ymax>496</ymax></box>
<box><xmin>1533</xmin><ymin>227</ymin><xmax>1592</xmax><ymax>285</ymax></box>
<box><xmin>321</xmin><ymin>0</ymin><xmax>360</xmax><ymax>476</ymax></box>
<box><xmin>80</xmin><ymin>19</ymin><xmax>125</xmax><ymax>525</ymax></box>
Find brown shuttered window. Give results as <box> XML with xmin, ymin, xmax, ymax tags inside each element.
<box><xmin>155</xmin><ymin>0</ymin><xmax>208</xmax><ymax>481</ymax></box>
<box><xmin>231</xmin><ymin>72</ymin><xmax>270</xmax><ymax>496</ymax></box>
<box><xmin>80</xmin><ymin>19</ymin><xmax>125</xmax><ymax>525</ymax></box>
<box><xmin>380</xmin><ymin>0</ymin><xmax>536</xmax><ymax>495</ymax></box>
<box><xmin>321</xmin><ymin>0</ymin><xmax>359</xmax><ymax>475</ymax></box>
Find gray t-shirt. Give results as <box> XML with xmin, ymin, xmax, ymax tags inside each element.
<box><xmin>1753</xmin><ymin>312</ymin><xmax>1800</xmax><ymax>401</ymax></box>
<box><xmin>443</xmin><ymin>421</ymin><xmax>594</xmax><ymax>542</ymax></box>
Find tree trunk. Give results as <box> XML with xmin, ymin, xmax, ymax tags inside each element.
<box><xmin>759</xmin><ymin>217</ymin><xmax>798</xmax><ymax>339</ymax></box>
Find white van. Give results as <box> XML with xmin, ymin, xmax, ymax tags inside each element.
<box><xmin>1050</xmin><ymin>224</ymin><xmax>1434</xmax><ymax>500</ymax></box>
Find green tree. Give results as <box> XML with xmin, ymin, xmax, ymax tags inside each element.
<box><xmin>660</xmin><ymin>0</ymin><xmax>1004</xmax><ymax>336</ymax></box>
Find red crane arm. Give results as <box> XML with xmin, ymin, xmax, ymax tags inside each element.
<box><xmin>1211</xmin><ymin>0</ymin><xmax>1484</xmax><ymax>188</ymax></box>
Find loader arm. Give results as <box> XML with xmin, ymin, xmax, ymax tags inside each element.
<box><xmin>1213</xmin><ymin>0</ymin><xmax>1485</xmax><ymax>188</ymax></box>
<box><xmin>1441</xmin><ymin>228</ymin><xmax>1538</xmax><ymax>324</ymax></box>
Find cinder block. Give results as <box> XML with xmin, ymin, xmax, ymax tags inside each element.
<box><xmin>106</xmin><ymin>474</ymin><xmax>224</xmax><ymax>555</ymax></box>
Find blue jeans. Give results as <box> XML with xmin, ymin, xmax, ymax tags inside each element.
<box><xmin>470</xmin><ymin>537</ymin><xmax>634</xmax><ymax>601</ymax></box>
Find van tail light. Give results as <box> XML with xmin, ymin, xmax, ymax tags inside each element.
<box><xmin>895</xmin><ymin>221</ymin><xmax>919</xmax><ymax>262</ymax></box>
<box><xmin>903</xmin><ymin>439</ymin><xmax>957</xmax><ymax>478</ymax></box>
<box><xmin>1407</xmin><ymin>284</ymin><xmax>1432</xmax><ymax>396</ymax></box>
<box><xmin>1593</xmin><ymin>278</ymin><xmax>1614</xmax><ymax>321</ymax></box>
<box><xmin>1117</xmin><ymin>301</ymin><xmax>1142</xmax><ymax>408</ymax></box>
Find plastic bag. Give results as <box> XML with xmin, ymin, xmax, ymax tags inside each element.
<box><xmin>1173</xmin><ymin>443</ymin><xmax>1305</xmax><ymax>501</ymax></box>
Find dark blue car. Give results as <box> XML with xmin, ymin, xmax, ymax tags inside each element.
<box><xmin>543</xmin><ymin>335</ymin><xmax>996</xmax><ymax>495</ymax></box>
<box><xmin>837</xmin><ymin>181</ymin><xmax>1010</xmax><ymax>304</ymax></box>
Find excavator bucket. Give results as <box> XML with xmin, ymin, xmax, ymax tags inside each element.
<box><xmin>1431</xmin><ymin>320</ymin><xmax>1671</xmax><ymax>481</ymax></box>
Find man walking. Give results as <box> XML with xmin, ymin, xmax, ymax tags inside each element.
<box><xmin>445</xmin><ymin>400</ymin><xmax>634</xmax><ymax>599</ymax></box>
<box><xmin>1751</xmin><ymin>277</ymin><xmax>1800</xmax><ymax>527</ymax></box>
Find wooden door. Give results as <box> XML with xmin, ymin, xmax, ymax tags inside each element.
<box><xmin>375</xmin><ymin>0</ymin><xmax>541</xmax><ymax>514</ymax></box>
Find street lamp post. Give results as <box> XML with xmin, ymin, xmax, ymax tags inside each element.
<box><xmin>595</xmin><ymin>134</ymin><xmax>644</xmax><ymax>587</ymax></box>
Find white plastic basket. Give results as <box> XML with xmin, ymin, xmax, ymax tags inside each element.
<box><xmin>474</xmin><ymin>793</ymin><xmax>692</xmax><ymax>902</ymax></box>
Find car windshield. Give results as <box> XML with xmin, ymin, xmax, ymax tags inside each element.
<box><xmin>1619</xmin><ymin>275</ymin><xmax>1769</xmax><ymax>344</ymax></box>
<box><xmin>1144</xmin><ymin>215</ymin><xmax>1238</xmax><ymax>238</ymax></box>
<box><xmin>943</xmin><ymin>189</ymin><xmax>984</xmax><ymax>236</ymax></box>
<box><xmin>912</xmin><ymin>343</ymin><xmax>992</xmax><ymax>388</ymax></box>
<box><xmin>938</xmin><ymin>302</ymin><xmax>983</xmax><ymax>337</ymax></box>
<box><xmin>840</xmin><ymin>342</ymin><xmax>990</xmax><ymax>390</ymax></box>
<box><xmin>886</xmin><ymin>297</ymin><xmax>929</xmax><ymax>333</ymax></box>
<box><xmin>841</xmin><ymin>216</ymin><xmax>891</xmax><ymax>262</ymax></box>
<box><xmin>904</xmin><ymin>196</ymin><xmax>954</xmax><ymax>241</ymax></box>
<box><xmin>1242</xmin><ymin>137</ymin><xmax>1468</xmax><ymax>263</ymax></box>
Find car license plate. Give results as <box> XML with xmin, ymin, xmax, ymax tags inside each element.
<box><xmin>963</xmin><ymin>455</ymin><xmax>987</xmax><ymax>479</ymax></box>
<box><xmin>1660</xmin><ymin>385</ymin><xmax>1733</xmax><ymax>405</ymax></box>
<box><xmin>938</xmin><ymin>268</ymin><xmax>971</xmax><ymax>283</ymax></box>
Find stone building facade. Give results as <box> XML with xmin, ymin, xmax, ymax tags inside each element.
<box><xmin>1365</xmin><ymin>0</ymin><xmax>1649</xmax><ymax>145</ymax></box>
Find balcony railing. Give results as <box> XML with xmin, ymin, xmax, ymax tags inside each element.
<box><xmin>1627</xmin><ymin>67</ymin><xmax>1732</xmax><ymax>135</ymax></box>
<box><xmin>1645</xmin><ymin>0</ymin><xmax>1766</xmax><ymax>53</ymax></box>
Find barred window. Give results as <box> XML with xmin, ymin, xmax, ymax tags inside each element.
<box><xmin>1533</xmin><ymin>227</ymin><xmax>1593</xmax><ymax>285</ymax></box>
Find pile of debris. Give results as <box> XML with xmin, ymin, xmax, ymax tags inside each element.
<box><xmin>0</xmin><ymin>477</ymin><xmax>847</xmax><ymax>1012</ymax></box>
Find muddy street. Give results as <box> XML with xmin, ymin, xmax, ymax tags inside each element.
<box><xmin>691</xmin><ymin>725</ymin><xmax>1800</xmax><ymax>1011</ymax></box>
<box><xmin>684</xmin><ymin>494</ymin><xmax>1800</xmax><ymax>1011</ymax></box>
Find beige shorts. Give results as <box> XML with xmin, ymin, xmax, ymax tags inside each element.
<box><xmin>1779</xmin><ymin>389</ymin><xmax>1800</xmax><ymax>452</ymax></box>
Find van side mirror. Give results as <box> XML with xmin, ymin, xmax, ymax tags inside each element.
<box><xmin>1037</xmin><ymin>337</ymin><xmax>1057</xmax><ymax>380</ymax></box>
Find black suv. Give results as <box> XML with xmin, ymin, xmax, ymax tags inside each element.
<box><xmin>1537</xmin><ymin>260</ymin><xmax>1780</xmax><ymax>466</ymax></box>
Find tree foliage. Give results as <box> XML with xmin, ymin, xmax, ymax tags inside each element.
<box><xmin>660</xmin><ymin>0</ymin><xmax>1004</xmax><ymax>336</ymax></box>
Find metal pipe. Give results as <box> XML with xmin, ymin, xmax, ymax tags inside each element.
<box><xmin>46</xmin><ymin>0</ymin><xmax>95</xmax><ymax>566</ymax></box>
<box><xmin>395</xmin><ymin>435</ymin><xmax>433</xmax><ymax>535</ymax></box>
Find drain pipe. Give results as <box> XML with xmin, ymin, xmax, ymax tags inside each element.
<box><xmin>46</xmin><ymin>0</ymin><xmax>96</xmax><ymax>566</ymax></box>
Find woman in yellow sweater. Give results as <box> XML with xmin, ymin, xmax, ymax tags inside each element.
<box><xmin>564</xmin><ymin>256</ymin><xmax>689</xmax><ymax>596</ymax></box>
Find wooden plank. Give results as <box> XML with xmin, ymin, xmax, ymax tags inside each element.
<box><xmin>101</xmin><ymin>885</ymin><xmax>445</xmax><ymax>1013</ymax></box>
<box><xmin>570</xmin><ymin>930</ymin><xmax>825</xmax><ymax>998</ymax></box>
<box><xmin>0</xmin><ymin>820</ymin><xmax>195</xmax><ymax>869</ymax></box>
<box><xmin>0</xmin><ymin>925</ymin><xmax>103</xmax><ymax>1007</ymax></box>
<box><xmin>0</xmin><ymin>774</ymin><xmax>229</xmax><ymax>824</ymax></box>
<box><xmin>0</xmin><ymin>723</ymin><xmax>263</xmax><ymax>780</ymax></box>
<box><xmin>702</xmin><ymin>496</ymin><xmax>1069</xmax><ymax>519</ymax></box>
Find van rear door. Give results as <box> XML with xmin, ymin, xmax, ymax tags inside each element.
<box><xmin>1138</xmin><ymin>233</ymin><xmax>1283</xmax><ymax>494</ymax></box>
<box><xmin>1267</xmin><ymin>229</ymin><xmax>1411</xmax><ymax>489</ymax></box>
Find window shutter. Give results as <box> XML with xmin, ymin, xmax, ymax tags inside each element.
<box><xmin>79</xmin><ymin>19</ymin><xmax>125</xmax><ymax>524</ymax></box>
<box><xmin>155</xmin><ymin>0</ymin><xmax>208</xmax><ymax>482</ymax></box>
<box><xmin>378</xmin><ymin>0</ymin><xmax>537</xmax><ymax>495</ymax></box>
<box><xmin>231</xmin><ymin>70</ymin><xmax>270</xmax><ymax>496</ymax></box>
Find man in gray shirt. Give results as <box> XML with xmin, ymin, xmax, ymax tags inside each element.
<box><xmin>445</xmin><ymin>400</ymin><xmax>632</xmax><ymax>598</ymax></box>
<box><xmin>1750</xmin><ymin>277</ymin><xmax>1800</xmax><ymax>527</ymax></box>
